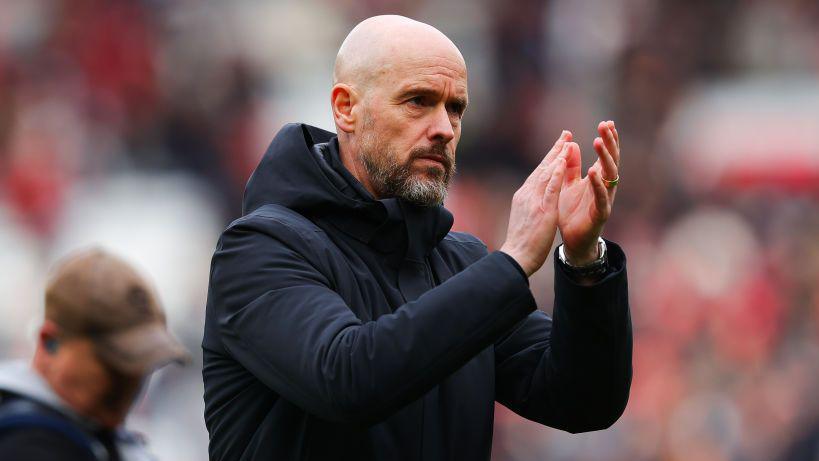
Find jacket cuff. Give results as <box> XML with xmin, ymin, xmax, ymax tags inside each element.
<box><xmin>499</xmin><ymin>251</ymin><xmax>529</xmax><ymax>285</ymax></box>
<box><xmin>553</xmin><ymin>239</ymin><xmax>628</xmax><ymax>322</ymax></box>
<box><xmin>483</xmin><ymin>251</ymin><xmax>536</xmax><ymax>315</ymax></box>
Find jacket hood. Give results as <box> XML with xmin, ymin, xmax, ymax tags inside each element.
<box><xmin>243</xmin><ymin>123</ymin><xmax>362</xmax><ymax>216</ymax></box>
<box><xmin>242</xmin><ymin>123</ymin><xmax>454</xmax><ymax>260</ymax></box>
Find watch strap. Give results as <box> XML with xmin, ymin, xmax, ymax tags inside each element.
<box><xmin>558</xmin><ymin>237</ymin><xmax>608</xmax><ymax>279</ymax></box>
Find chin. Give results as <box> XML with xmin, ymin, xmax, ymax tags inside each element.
<box><xmin>97</xmin><ymin>412</ymin><xmax>127</xmax><ymax>429</ymax></box>
<box><xmin>413</xmin><ymin>166</ymin><xmax>446</xmax><ymax>181</ymax></box>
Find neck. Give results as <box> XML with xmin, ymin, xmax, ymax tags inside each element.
<box><xmin>338</xmin><ymin>136</ymin><xmax>379</xmax><ymax>198</ymax></box>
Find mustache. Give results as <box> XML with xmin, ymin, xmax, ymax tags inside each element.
<box><xmin>408</xmin><ymin>144</ymin><xmax>454</xmax><ymax>172</ymax></box>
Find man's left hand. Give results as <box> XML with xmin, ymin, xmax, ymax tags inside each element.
<box><xmin>557</xmin><ymin>120</ymin><xmax>620</xmax><ymax>266</ymax></box>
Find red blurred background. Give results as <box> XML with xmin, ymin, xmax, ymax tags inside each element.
<box><xmin>1</xmin><ymin>1</ymin><xmax>818</xmax><ymax>460</ymax></box>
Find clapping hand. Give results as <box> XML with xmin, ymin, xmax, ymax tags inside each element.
<box><xmin>500</xmin><ymin>133</ymin><xmax>570</xmax><ymax>276</ymax></box>
<box><xmin>557</xmin><ymin>121</ymin><xmax>620</xmax><ymax>265</ymax></box>
<box><xmin>500</xmin><ymin>122</ymin><xmax>621</xmax><ymax>276</ymax></box>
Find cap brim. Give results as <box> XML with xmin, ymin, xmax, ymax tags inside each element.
<box><xmin>94</xmin><ymin>323</ymin><xmax>191</xmax><ymax>375</ymax></box>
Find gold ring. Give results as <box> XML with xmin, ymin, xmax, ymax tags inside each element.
<box><xmin>603</xmin><ymin>175</ymin><xmax>619</xmax><ymax>188</ymax></box>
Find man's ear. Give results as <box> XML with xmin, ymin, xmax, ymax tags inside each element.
<box><xmin>39</xmin><ymin>320</ymin><xmax>60</xmax><ymax>354</ymax></box>
<box><xmin>33</xmin><ymin>320</ymin><xmax>60</xmax><ymax>374</ymax></box>
<box><xmin>331</xmin><ymin>84</ymin><xmax>358</xmax><ymax>134</ymax></box>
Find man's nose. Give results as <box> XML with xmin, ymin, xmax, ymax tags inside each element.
<box><xmin>427</xmin><ymin>104</ymin><xmax>455</xmax><ymax>144</ymax></box>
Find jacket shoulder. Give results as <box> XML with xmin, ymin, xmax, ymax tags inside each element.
<box><xmin>218</xmin><ymin>205</ymin><xmax>334</xmax><ymax>275</ymax></box>
<box><xmin>227</xmin><ymin>205</ymin><xmax>325</xmax><ymax>244</ymax></box>
<box><xmin>442</xmin><ymin>231</ymin><xmax>487</xmax><ymax>249</ymax></box>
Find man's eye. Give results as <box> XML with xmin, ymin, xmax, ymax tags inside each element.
<box><xmin>407</xmin><ymin>96</ymin><xmax>425</xmax><ymax>106</ymax></box>
<box><xmin>448</xmin><ymin>104</ymin><xmax>464</xmax><ymax>118</ymax></box>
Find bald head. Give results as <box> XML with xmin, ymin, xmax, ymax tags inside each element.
<box><xmin>330</xmin><ymin>16</ymin><xmax>468</xmax><ymax>206</ymax></box>
<box><xmin>333</xmin><ymin>15</ymin><xmax>466</xmax><ymax>88</ymax></box>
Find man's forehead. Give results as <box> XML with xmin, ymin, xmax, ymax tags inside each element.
<box><xmin>396</xmin><ymin>54</ymin><xmax>466</xmax><ymax>78</ymax></box>
<box><xmin>386</xmin><ymin>55</ymin><xmax>467</xmax><ymax>92</ymax></box>
<box><xmin>393</xmin><ymin>75</ymin><xmax>468</xmax><ymax>99</ymax></box>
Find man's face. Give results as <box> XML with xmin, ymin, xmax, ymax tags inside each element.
<box><xmin>41</xmin><ymin>335</ymin><xmax>145</xmax><ymax>428</ymax></box>
<box><xmin>357</xmin><ymin>52</ymin><xmax>467</xmax><ymax>206</ymax></box>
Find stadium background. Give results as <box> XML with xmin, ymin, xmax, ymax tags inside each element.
<box><xmin>1</xmin><ymin>0</ymin><xmax>819</xmax><ymax>459</ymax></box>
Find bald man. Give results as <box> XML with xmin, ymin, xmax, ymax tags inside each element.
<box><xmin>203</xmin><ymin>15</ymin><xmax>631</xmax><ymax>461</ymax></box>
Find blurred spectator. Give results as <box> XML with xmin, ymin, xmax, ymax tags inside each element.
<box><xmin>0</xmin><ymin>248</ymin><xmax>189</xmax><ymax>460</ymax></box>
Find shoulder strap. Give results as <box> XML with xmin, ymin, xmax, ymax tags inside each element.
<box><xmin>0</xmin><ymin>396</ymin><xmax>105</xmax><ymax>460</ymax></box>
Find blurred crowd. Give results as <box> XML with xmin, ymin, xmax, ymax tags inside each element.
<box><xmin>1</xmin><ymin>0</ymin><xmax>818</xmax><ymax>460</ymax></box>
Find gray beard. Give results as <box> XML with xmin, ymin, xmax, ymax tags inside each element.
<box><xmin>360</xmin><ymin>146</ymin><xmax>454</xmax><ymax>207</ymax></box>
<box><xmin>356</xmin><ymin>112</ymin><xmax>456</xmax><ymax>207</ymax></box>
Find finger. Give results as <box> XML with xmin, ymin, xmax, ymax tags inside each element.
<box><xmin>564</xmin><ymin>141</ymin><xmax>582</xmax><ymax>184</ymax></box>
<box><xmin>590</xmin><ymin>162</ymin><xmax>618</xmax><ymax>198</ymax></box>
<box><xmin>535</xmin><ymin>144</ymin><xmax>569</xmax><ymax>196</ymax></box>
<box><xmin>536</xmin><ymin>139</ymin><xmax>570</xmax><ymax>186</ymax></box>
<box><xmin>598</xmin><ymin>121</ymin><xmax>620</xmax><ymax>165</ymax></box>
<box><xmin>607</xmin><ymin>120</ymin><xmax>620</xmax><ymax>150</ymax></box>
<box><xmin>542</xmin><ymin>130</ymin><xmax>572</xmax><ymax>165</ymax></box>
<box><xmin>593</xmin><ymin>137</ymin><xmax>618</xmax><ymax>182</ymax></box>
<box><xmin>541</xmin><ymin>158</ymin><xmax>566</xmax><ymax>211</ymax></box>
<box><xmin>533</xmin><ymin>155</ymin><xmax>558</xmax><ymax>198</ymax></box>
<box><xmin>588</xmin><ymin>168</ymin><xmax>611</xmax><ymax>221</ymax></box>
<box><xmin>524</xmin><ymin>130</ymin><xmax>571</xmax><ymax>184</ymax></box>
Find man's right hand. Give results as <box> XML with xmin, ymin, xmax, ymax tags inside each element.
<box><xmin>500</xmin><ymin>131</ymin><xmax>571</xmax><ymax>276</ymax></box>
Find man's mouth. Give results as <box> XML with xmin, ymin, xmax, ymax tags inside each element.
<box><xmin>415</xmin><ymin>154</ymin><xmax>449</xmax><ymax>170</ymax></box>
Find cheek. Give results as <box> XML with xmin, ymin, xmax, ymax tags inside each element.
<box><xmin>368</xmin><ymin>119</ymin><xmax>409</xmax><ymax>161</ymax></box>
<box><xmin>449</xmin><ymin>130</ymin><xmax>461</xmax><ymax>153</ymax></box>
<box><xmin>55</xmin><ymin>352</ymin><xmax>111</xmax><ymax>406</ymax></box>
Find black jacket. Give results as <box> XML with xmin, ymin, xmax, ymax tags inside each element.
<box><xmin>202</xmin><ymin>123</ymin><xmax>632</xmax><ymax>461</ymax></box>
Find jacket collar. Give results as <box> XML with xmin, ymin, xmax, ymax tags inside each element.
<box><xmin>315</xmin><ymin>138</ymin><xmax>454</xmax><ymax>263</ymax></box>
<box><xmin>0</xmin><ymin>360</ymin><xmax>74</xmax><ymax>417</ymax></box>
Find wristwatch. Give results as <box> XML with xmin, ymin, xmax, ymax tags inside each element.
<box><xmin>558</xmin><ymin>237</ymin><xmax>608</xmax><ymax>279</ymax></box>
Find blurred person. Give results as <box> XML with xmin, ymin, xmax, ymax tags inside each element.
<box><xmin>203</xmin><ymin>15</ymin><xmax>631</xmax><ymax>461</ymax></box>
<box><xmin>0</xmin><ymin>248</ymin><xmax>190</xmax><ymax>460</ymax></box>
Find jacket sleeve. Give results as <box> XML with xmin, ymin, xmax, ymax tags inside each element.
<box><xmin>209</xmin><ymin>219</ymin><xmax>537</xmax><ymax>425</ymax></box>
<box><xmin>494</xmin><ymin>240</ymin><xmax>632</xmax><ymax>433</ymax></box>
